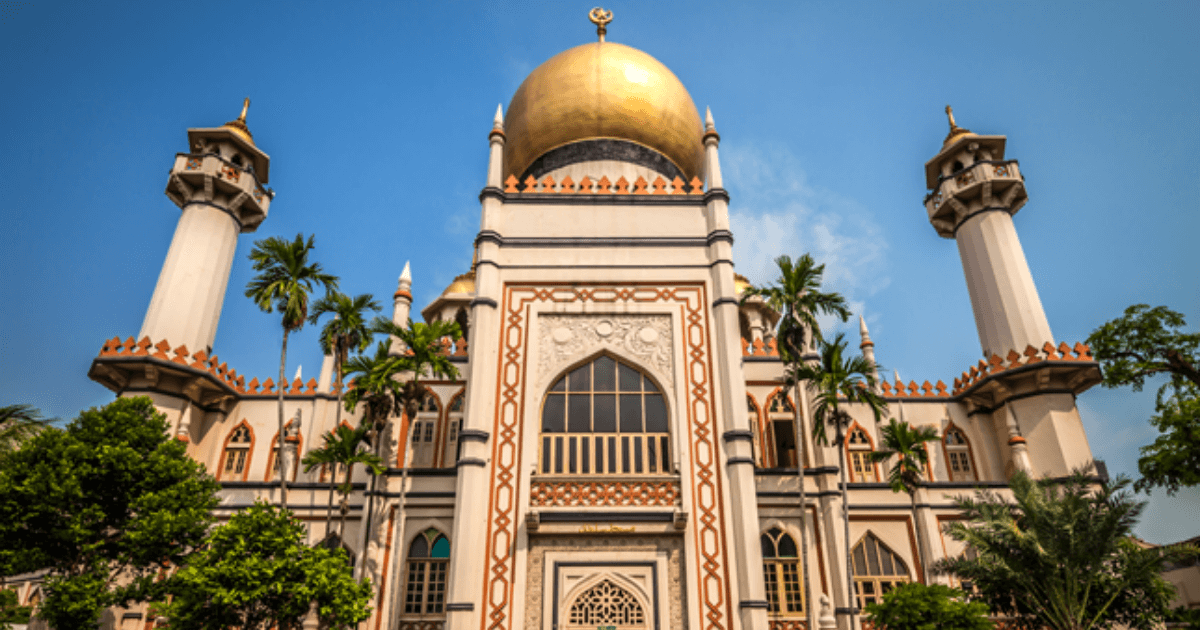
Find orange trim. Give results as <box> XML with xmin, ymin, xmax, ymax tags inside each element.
<box><xmin>438</xmin><ymin>388</ymin><xmax>466</xmax><ymax>467</ymax></box>
<box><xmin>844</xmin><ymin>421</ymin><xmax>880</xmax><ymax>482</ymax></box>
<box><xmin>373</xmin><ymin>506</ymin><xmax>397</xmax><ymax>630</ymax></box>
<box><xmin>764</xmin><ymin>387</ymin><xmax>796</xmax><ymax>469</ymax></box>
<box><xmin>263</xmin><ymin>419</ymin><xmax>303</xmax><ymax>482</ymax></box>
<box><xmin>218</xmin><ymin>420</ymin><xmax>255</xmax><ymax>482</ymax></box>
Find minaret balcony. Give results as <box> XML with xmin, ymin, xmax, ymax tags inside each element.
<box><xmin>166</xmin><ymin>153</ymin><xmax>271</xmax><ymax>231</ymax></box>
<box><xmin>925</xmin><ymin>159</ymin><xmax>1027</xmax><ymax>238</ymax></box>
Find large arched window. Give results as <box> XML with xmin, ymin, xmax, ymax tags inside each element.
<box><xmin>943</xmin><ymin>425</ymin><xmax>977</xmax><ymax>482</ymax></box>
<box><xmin>218</xmin><ymin>422</ymin><xmax>253</xmax><ymax>482</ymax></box>
<box><xmin>846</xmin><ymin>424</ymin><xmax>877</xmax><ymax>482</ymax></box>
<box><xmin>761</xmin><ymin>527</ymin><xmax>804</xmax><ymax>615</ymax></box>
<box><xmin>540</xmin><ymin>355</ymin><xmax>670</xmax><ymax>475</ymax></box>
<box><xmin>766</xmin><ymin>392</ymin><xmax>796</xmax><ymax>468</ymax></box>
<box><xmin>851</xmin><ymin>533</ymin><xmax>910</xmax><ymax>608</ymax></box>
<box><xmin>403</xmin><ymin>528</ymin><xmax>450</xmax><ymax>617</ymax></box>
<box><xmin>566</xmin><ymin>579</ymin><xmax>647</xmax><ymax>629</ymax></box>
<box><xmin>409</xmin><ymin>392</ymin><xmax>440</xmax><ymax>469</ymax></box>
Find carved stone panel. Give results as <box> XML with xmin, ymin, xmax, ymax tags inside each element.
<box><xmin>538</xmin><ymin>314</ymin><xmax>674</xmax><ymax>393</ymax></box>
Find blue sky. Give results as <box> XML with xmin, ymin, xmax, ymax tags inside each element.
<box><xmin>1</xmin><ymin>0</ymin><xmax>1196</xmax><ymax>543</ymax></box>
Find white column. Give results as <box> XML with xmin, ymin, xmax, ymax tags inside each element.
<box><xmin>955</xmin><ymin>210</ymin><xmax>1053</xmax><ymax>358</ymax></box>
<box><xmin>139</xmin><ymin>203</ymin><xmax>240</xmax><ymax>354</ymax></box>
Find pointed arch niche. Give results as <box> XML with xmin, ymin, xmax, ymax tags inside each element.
<box><xmin>563</xmin><ymin>575</ymin><xmax>650</xmax><ymax>630</ymax></box>
<box><xmin>845</xmin><ymin>422</ymin><xmax>879</xmax><ymax>483</ymax></box>
<box><xmin>746</xmin><ymin>393</ymin><xmax>762</xmax><ymax>467</ymax></box>
<box><xmin>764</xmin><ymin>389</ymin><xmax>797</xmax><ymax>469</ymax></box>
<box><xmin>851</xmin><ymin>532</ymin><xmax>911</xmax><ymax>609</ymax></box>
<box><xmin>264</xmin><ymin>417</ymin><xmax>303</xmax><ymax>482</ymax></box>
<box><xmin>761</xmin><ymin>526</ymin><xmax>805</xmax><ymax>616</ymax></box>
<box><xmin>408</xmin><ymin>389</ymin><xmax>442</xmax><ymax>469</ymax></box>
<box><xmin>218</xmin><ymin>420</ymin><xmax>254</xmax><ymax>482</ymax></box>
<box><xmin>401</xmin><ymin>528</ymin><xmax>450</xmax><ymax>620</ymax></box>
<box><xmin>438</xmin><ymin>388</ymin><xmax>466</xmax><ymax>467</ymax></box>
<box><xmin>539</xmin><ymin>353</ymin><xmax>671</xmax><ymax>476</ymax></box>
<box><xmin>942</xmin><ymin>421</ymin><xmax>979</xmax><ymax>482</ymax></box>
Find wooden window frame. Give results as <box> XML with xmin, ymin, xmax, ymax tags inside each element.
<box><xmin>845</xmin><ymin>422</ymin><xmax>880</xmax><ymax>483</ymax></box>
<box><xmin>218</xmin><ymin>421</ymin><xmax>255</xmax><ymax>482</ymax></box>
<box><xmin>761</xmin><ymin>527</ymin><xmax>805</xmax><ymax>615</ymax></box>
<box><xmin>402</xmin><ymin>529</ymin><xmax>450</xmax><ymax>619</ymax></box>
<box><xmin>765</xmin><ymin>389</ymin><xmax>797</xmax><ymax>469</ymax></box>
<box><xmin>851</xmin><ymin>532</ymin><xmax>911</xmax><ymax>609</ymax></box>
<box><xmin>941</xmin><ymin>422</ymin><xmax>979</xmax><ymax>482</ymax></box>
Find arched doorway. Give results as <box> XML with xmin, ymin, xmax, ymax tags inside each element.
<box><xmin>563</xmin><ymin>578</ymin><xmax>650</xmax><ymax>630</ymax></box>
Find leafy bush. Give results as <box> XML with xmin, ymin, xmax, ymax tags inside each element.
<box><xmin>863</xmin><ymin>583</ymin><xmax>992</xmax><ymax>630</ymax></box>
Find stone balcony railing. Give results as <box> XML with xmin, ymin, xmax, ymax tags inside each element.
<box><xmin>503</xmin><ymin>173</ymin><xmax>705</xmax><ymax>195</ymax></box>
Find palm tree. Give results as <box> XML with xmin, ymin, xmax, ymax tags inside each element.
<box><xmin>936</xmin><ymin>468</ymin><xmax>1197</xmax><ymax>630</ymax></box>
<box><xmin>868</xmin><ymin>418</ymin><xmax>940</xmax><ymax>577</ymax></box>
<box><xmin>792</xmin><ymin>334</ymin><xmax>887</xmax><ymax>626</ymax></box>
<box><xmin>0</xmin><ymin>404</ymin><xmax>52</xmax><ymax>460</ymax></box>
<box><xmin>245</xmin><ymin>233</ymin><xmax>338</xmax><ymax>507</ymax></box>
<box><xmin>309</xmin><ymin>291</ymin><xmax>382</xmax><ymax>432</ymax></box>
<box><xmin>742</xmin><ymin>254</ymin><xmax>850</xmax><ymax>625</ymax></box>
<box><xmin>301</xmin><ymin>423</ymin><xmax>382</xmax><ymax>540</ymax></box>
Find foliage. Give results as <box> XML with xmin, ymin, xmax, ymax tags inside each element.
<box><xmin>1166</xmin><ymin>605</ymin><xmax>1200</xmax><ymax>629</ymax></box>
<box><xmin>0</xmin><ymin>404</ymin><xmax>53</xmax><ymax>461</ymax></box>
<box><xmin>309</xmin><ymin>292</ymin><xmax>381</xmax><ymax>371</ymax></box>
<box><xmin>790</xmin><ymin>333</ymin><xmax>887</xmax><ymax>447</ymax></box>
<box><xmin>301</xmin><ymin>424</ymin><xmax>383</xmax><ymax>537</ymax></box>
<box><xmin>0</xmin><ymin>589</ymin><xmax>32</xmax><ymax>630</ymax></box>
<box><xmin>366</xmin><ymin>317</ymin><xmax>462</xmax><ymax>421</ymax></box>
<box><xmin>342</xmin><ymin>341</ymin><xmax>405</xmax><ymax>430</ymax></box>
<box><xmin>934</xmin><ymin>468</ymin><xmax>1196</xmax><ymax>630</ymax></box>
<box><xmin>863</xmin><ymin>583</ymin><xmax>993</xmax><ymax>630</ymax></box>
<box><xmin>870</xmin><ymin>418</ymin><xmax>940</xmax><ymax>496</ymax></box>
<box><xmin>739</xmin><ymin>253</ymin><xmax>850</xmax><ymax>361</ymax></box>
<box><xmin>0</xmin><ymin>397</ymin><xmax>220</xmax><ymax>630</ymax></box>
<box><xmin>1086</xmin><ymin>304</ymin><xmax>1200</xmax><ymax>495</ymax></box>
<box><xmin>158</xmin><ymin>501</ymin><xmax>373</xmax><ymax>630</ymax></box>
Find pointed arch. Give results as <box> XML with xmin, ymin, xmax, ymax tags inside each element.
<box><xmin>539</xmin><ymin>352</ymin><xmax>671</xmax><ymax>476</ymax></box>
<box><xmin>760</xmin><ymin>525</ymin><xmax>806</xmax><ymax>615</ymax></box>
<box><xmin>850</xmin><ymin>531</ymin><xmax>911</xmax><ymax>609</ymax></box>
<box><xmin>402</xmin><ymin>527</ymin><xmax>450</xmax><ymax>618</ymax></box>
<box><xmin>218</xmin><ymin>420</ymin><xmax>254</xmax><ymax>482</ymax></box>
<box><xmin>405</xmin><ymin>388</ymin><xmax>442</xmax><ymax>468</ymax></box>
<box><xmin>438</xmin><ymin>387</ymin><xmax>467</xmax><ymax>467</ymax></box>
<box><xmin>845</xmin><ymin>421</ymin><xmax>879</xmax><ymax>482</ymax></box>
<box><xmin>764</xmin><ymin>387</ymin><xmax>797</xmax><ymax>469</ymax></box>
<box><xmin>564</xmin><ymin>574</ymin><xmax>650</xmax><ymax>629</ymax></box>
<box><xmin>943</xmin><ymin>421</ymin><xmax>978</xmax><ymax>482</ymax></box>
<box><xmin>746</xmin><ymin>393</ymin><xmax>763</xmax><ymax>467</ymax></box>
<box><xmin>263</xmin><ymin>416</ymin><xmax>303</xmax><ymax>482</ymax></box>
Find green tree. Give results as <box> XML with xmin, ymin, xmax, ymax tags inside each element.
<box><xmin>863</xmin><ymin>582</ymin><xmax>993</xmax><ymax>630</ymax></box>
<box><xmin>869</xmin><ymin>418</ymin><xmax>940</xmax><ymax>572</ymax></box>
<box><xmin>0</xmin><ymin>404</ymin><xmax>53</xmax><ymax>461</ymax></box>
<box><xmin>792</xmin><ymin>334</ymin><xmax>886</xmax><ymax>623</ymax></box>
<box><xmin>300</xmin><ymin>423</ymin><xmax>383</xmax><ymax>539</ymax></box>
<box><xmin>0</xmin><ymin>397</ymin><xmax>220</xmax><ymax>630</ymax></box>
<box><xmin>1087</xmin><ymin>304</ymin><xmax>1199</xmax><ymax>494</ymax></box>
<box><xmin>308</xmin><ymin>291</ymin><xmax>381</xmax><ymax>531</ymax></box>
<box><xmin>245</xmin><ymin>233</ymin><xmax>339</xmax><ymax>507</ymax></box>
<box><xmin>159</xmin><ymin>501</ymin><xmax>373</xmax><ymax>630</ymax></box>
<box><xmin>0</xmin><ymin>588</ymin><xmax>32</xmax><ymax>630</ymax></box>
<box><xmin>934</xmin><ymin>469</ymin><xmax>1196</xmax><ymax>630</ymax></box>
<box><xmin>741</xmin><ymin>253</ymin><xmax>850</xmax><ymax>624</ymax></box>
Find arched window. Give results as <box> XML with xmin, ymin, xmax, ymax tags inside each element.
<box><xmin>403</xmin><ymin>528</ymin><xmax>450</xmax><ymax>617</ymax></box>
<box><xmin>409</xmin><ymin>392</ymin><xmax>441</xmax><ymax>469</ymax></box>
<box><xmin>943</xmin><ymin>426</ymin><xmax>977</xmax><ymax>482</ymax></box>
<box><xmin>264</xmin><ymin>418</ymin><xmax>302</xmax><ymax>482</ymax></box>
<box><xmin>747</xmin><ymin>394</ymin><xmax>762</xmax><ymax>467</ymax></box>
<box><xmin>847</xmin><ymin>425</ymin><xmax>877</xmax><ymax>482</ymax></box>
<box><xmin>441</xmin><ymin>390</ymin><xmax>465</xmax><ymax>467</ymax></box>
<box><xmin>219</xmin><ymin>422</ymin><xmax>253</xmax><ymax>482</ymax></box>
<box><xmin>540</xmin><ymin>355</ymin><xmax>670</xmax><ymax>475</ymax></box>
<box><xmin>851</xmin><ymin>533</ymin><xmax>910</xmax><ymax>608</ymax></box>
<box><xmin>566</xmin><ymin>579</ymin><xmax>646</xmax><ymax>628</ymax></box>
<box><xmin>761</xmin><ymin>527</ymin><xmax>804</xmax><ymax>615</ymax></box>
<box><xmin>766</xmin><ymin>392</ymin><xmax>796</xmax><ymax>468</ymax></box>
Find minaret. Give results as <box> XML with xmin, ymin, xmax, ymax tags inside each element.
<box><xmin>141</xmin><ymin>99</ymin><xmax>272</xmax><ymax>354</ymax></box>
<box><xmin>924</xmin><ymin>107</ymin><xmax>1052</xmax><ymax>358</ymax></box>
<box><xmin>859</xmin><ymin>315</ymin><xmax>879</xmax><ymax>390</ymax></box>
<box><xmin>390</xmin><ymin>261</ymin><xmax>413</xmax><ymax>355</ymax></box>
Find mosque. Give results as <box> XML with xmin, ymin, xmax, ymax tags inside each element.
<box><xmin>49</xmin><ymin>8</ymin><xmax>1106</xmax><ymax>630</ymax></box>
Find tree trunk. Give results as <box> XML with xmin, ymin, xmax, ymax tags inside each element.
<box><xmin>837</xmin><ymin>419</ymin><xmax>857</xmax><ymax>629</ymax></box>
<box><xmin>339</xmin><ymin>461</ymin><xmax>354</xmax><ymax>540</ymax></box>
<box><xmin>793</xmin><ymin>381</ymin><xmax>814</xmax><ymax>627</ymax></box>
<box><xmin>909</xmin><ymin>490</ymin><xmax>925</xmax><ymax>584</ymax></box>
<box><xmin>328</xmin><ymin>358</ymin><xmax>343</xmax><ymax>537</ymax></box>
<box><xmin>356</xmin><ymin>412</ymin><xmax>386</xmax><ymax>582</ymax></box>
<box><xmin>278</xmin><ymin>328</ymin><xmax>290</xmax><ymax>508</ymax></box>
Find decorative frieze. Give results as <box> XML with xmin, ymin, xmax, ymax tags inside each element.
<box><xmin>530</xmin><ymin>479</ymin><xmax>682</xmax><ymax>508</ymax></box>
<box><xmin>538</xmin><ymin>314</ymin><xmax>673</xmax><ymax>392</ymax></box>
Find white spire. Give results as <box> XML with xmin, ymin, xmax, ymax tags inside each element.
<box><xmin>893</xmin><ymin>369</ymin><xmax>902</xmax><ymax>385</ymax></box>
<box><xmin>705</xmin><ymin>107</ymin><xmax>715</xmax><ymax>132</ymax></box>
<box><xmin>398</xmin><ymin>261</ymin><xmax>412</xmax><ymax>289</ymax></box>
<box><xmin>293</xmin><ymin>364</ymin><xmax>302</xmax><ymax>382</ymax></box>
<box><xmin>859</xmin><ymin>315</ymin><xmax>873</xmax><ymax>346</ymax></box>
<box><xmin>493</xmin><ymin>104</ymin><xmax>504</xmax><ymax>130</ymax></box>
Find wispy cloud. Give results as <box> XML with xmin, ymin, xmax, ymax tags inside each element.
<box><xmin>726</xmin><ymin>143</ymin><xmax>889</xmax><ymax>337</ymax></box>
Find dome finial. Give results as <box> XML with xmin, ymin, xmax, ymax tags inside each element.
<box><xmin>705</xmin><ymin>107</ymin><xmax>715</xmax><ymax>132</ymax></box>
<box><xmin>589</xmin><ymin>7</ymin><xmax>613</xmax><ymax>42</ymax></box>
<box><xmin>238</xmin><ymin>97</ymin><xmax>250</xmax><ymax>123</ymax></box>
<box><xmin>943</xmin><ymin>104</ymin><xmax>974</xmax><ymax>147</ymax></box>
<box><xmin>493</xmin><ymin>103</ymin><xmax>504</xmax><ymax>130</ymax></box>
<box><xmin>222</xmin><ymin>97</ymin><xmax>255</xmax><ymax>144</ymax></box>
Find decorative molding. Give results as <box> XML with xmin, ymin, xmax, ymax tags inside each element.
<box><xmin>458</xmin><ymin>428</ymin><xmax>490</xmax><ymax>443</ymax></box>
<box><xmin>722</xmin><ymin>430</ymin><xmax>753</xmax><ymax>443</ymax></box>
<box><xmin>725</xmin><ymin>456</ymin><xmax>755</xmax><ymax>466</ymax></box>
<box><xmin>712</xmin><ymin>297</ymin><xmax>739</xmax><ymax>308</ymax></box>
<box><xmin>469</xmin><ymin>297</ymin><xmax>498</xmax><ymax>309</ymax></box>
<box><xmin>456</xmin><ymin>457</ymin><xmax>487</xmax><ymax>468</ymax></box>
<box><xmin>739</xmin><ymin>600</ymin><xmax>770</xmax><ymax>609</ymax></box>
<box><xmin>445</xmin><ymin>602</ymin><xmax>474</xmax><ymax>611</ymax></box>
<box><xmin>530</xmin><ymin>479</ymin><xmax>682</xmax><ymax>508</ymax></box>
<box><xmin>538</xmin><ymin>313</ymin><xmax>673</xmax><ymax>393</ymax></box>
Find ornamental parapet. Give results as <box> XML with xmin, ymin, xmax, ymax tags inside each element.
<box><xmin>530</xmin><ymin>476</ymin><xmax>682</xmax><ymax>508</ymax></box>
<box><xmin>503</xmin><ymin>173</ymin><xmax>704</xmax><ymax>195</ymax></box>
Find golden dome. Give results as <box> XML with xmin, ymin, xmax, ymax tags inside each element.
<box><xmin>734</xmin><ymin>273</ymin><xmax>751</xmax><ymax>295</ymax></box>
<box><xmin>223</xmin><ymin>98</ymin><xmax>255</xmax><ymax>146</ymax></box>
<box><xmin>504</xmin><ymin>41</ymin><xmax>705</xmax><ymax>181</ymax></box>
<box><xmin>942</xmin><ymin>104</ymin><xmax>975</xmax><ymax>148</ymax></box>
<box><xmin>443</xmin><ymin>270</ymin><xmax>475</xmax><ymax>296</ymax></box>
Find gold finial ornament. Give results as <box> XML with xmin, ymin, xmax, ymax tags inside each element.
<box><xmin>589</xmin><ymin>7</ymin><xmax>613</xmax><ymax>42</ymax></box>
<box><xmin>223</xmin><ymin>97</ymin><xmax>255</xmax><ymax>145</ymax></box>
<box><xmin>942</xmin><ymin>104</ymin><xmax>974</xmax><ymax>147</ymax></box>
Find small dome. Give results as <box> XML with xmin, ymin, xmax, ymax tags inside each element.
<box><xmin>504</xmin><ymin>41</ymin><xmax>704</xmax><ymax>182</ymax></box>
<box><xmin>442</xmin><ymin>271</ymin><xmax>475</xmax><ymax>296</ymax></box>
<box><xmin>223</xmin><ymin>98</ymin><xmax>255</xmax><ymax>146</ymax></box>
<box><xmin>734</xmin><ymin>273</ymin><xmax>752</xmax><ymax>295</ymax></box>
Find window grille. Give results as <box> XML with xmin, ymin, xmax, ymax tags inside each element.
<box><xmin>847</xmin><ymin>426</ymin><xmax>876</xmax><ymax>482</ymax></box>
<box><xmin>540</xmin><ymin>356</ymin><xmax>670</xmax><ymax>476</ymax></box>
<box><xmin>403</xmin><ymin>528</ymin><xmax>450</xmax><ymax>617</ymax></box>
<box><xmin>851</xmin><ymin>533</ymin><xmax>910</xmax><ymax>608</ymax></box>
<box><xmin>410</xmin><ymin>393</ymin><xmax>440</xmax><ymax>469</ymax></box>
<box><xmin>220</xmin><ymin>424</ymin><xmax>252</xmax><ymax>481</ymax></box>
<box><xmin>761</xmin><ymin>527</ymin><xmax>804</xmax><ymax>614</ymax></box>
<box><xmin>566</xmin><ymin>579</ymin><xmax>646</xmax><ymax>627</ymax></box>
<box><xmin>944</xmin><ymin>427</ymin><xmax>976</xmax><ymax>481</ymax></box>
